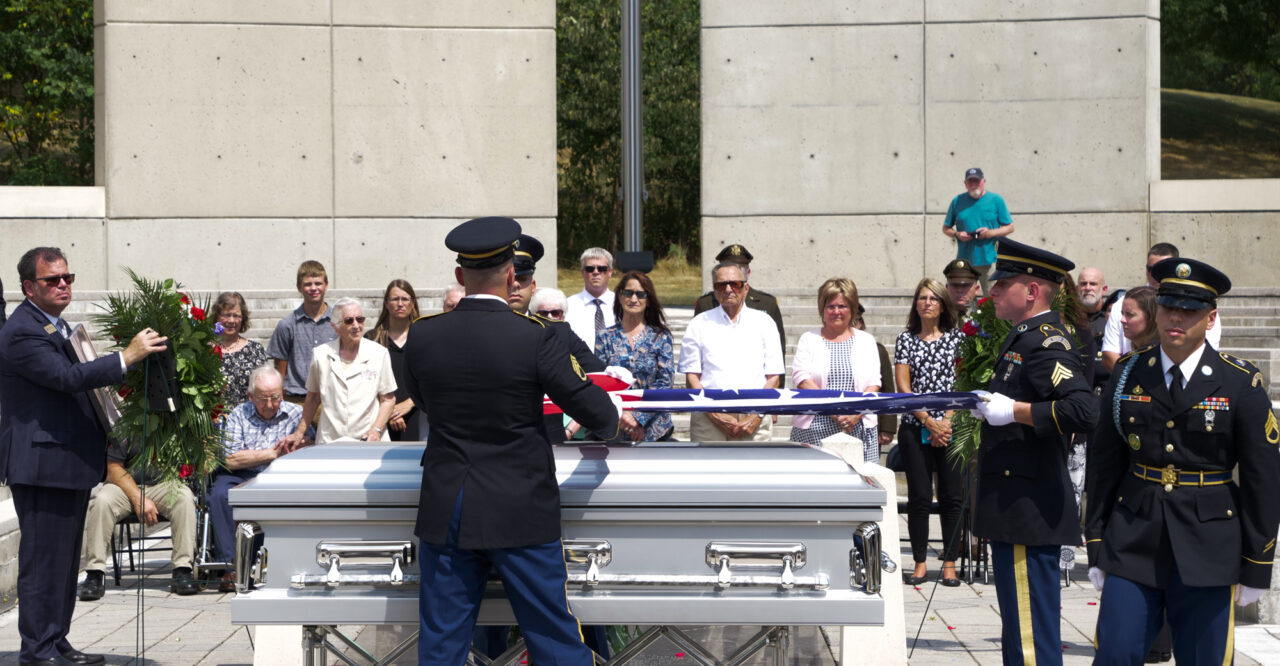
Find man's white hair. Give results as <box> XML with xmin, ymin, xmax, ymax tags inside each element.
<box><xmin>247</xmin><ymin>364</ymin><xmax>282</xmax><ymax>395</ymax></box>
<box><xmin>580</xmin><ymin>247</ymin><xmax>614</xmax><ymax>268</ymax></box>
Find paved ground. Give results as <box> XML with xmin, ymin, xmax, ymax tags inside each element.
<box><xmin>2</xmin><ymin>514</ymin><xmax>1279</xmax><ymax>665</ymax></box>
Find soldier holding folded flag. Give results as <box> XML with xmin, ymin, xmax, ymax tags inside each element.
<box><xmin>1085</xmin><ymin>257</ymin><xmax>1280</xmax><ymax>664</ymax></box>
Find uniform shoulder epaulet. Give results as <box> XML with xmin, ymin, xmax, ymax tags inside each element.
<box><xmin>413</xmin><ymin>312</ymin><xmax>444</xmax><ymax>323</ymax></box>
<box><xmin>1219</xmin><ymin>352</ymin><xmax>1259</xmax><ymax>375</ymax></box>
<box><xmin>1038</xmin><ymin>323</ymin><xmax>1073</xmax><ymax>350</ymax></box>
<box><xmin>1119</xmin><ymin>344</ymin><xmax>1155</xmax><ymax>363</ymax></box>
<box><xmin>513</xmin><ymin>310</ymin><xmax>546</xmax><ymax>328</ymax></box>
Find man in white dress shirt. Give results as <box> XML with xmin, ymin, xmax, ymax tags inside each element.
<box><xmin>565</xmin><ymin>247</ymin><xmax>616</xmax><ymax>348</ymax></box>
<box><xmin>678</xmin><ymin>263</ymin><xmax>784</xmax><ymax>441</ymax></box>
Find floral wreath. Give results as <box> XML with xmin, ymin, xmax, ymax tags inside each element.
<box><xmin>92</xmin><ymin>270</ymin><xmax>226</xmax><ymax>484</ymax></box>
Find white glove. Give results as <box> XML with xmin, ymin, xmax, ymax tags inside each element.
<box><xmin>603</xmin><ymin>365</ymin><xmax>635</xmax><ymax>387</ymax></box>
<box><xmin>1088</xmin><ymin>567</ymin><xmax>1105</xmax><ymax>592</ymax></box>
<box><xmin>975</xmin><ymin>392</ymin><xmax>1016</xmax><ymax>426</ymax></box>
<box><xmin>1236</xmin><ymin>584</ymin><xmax>1266</xmax><ymax>606</ymax></box>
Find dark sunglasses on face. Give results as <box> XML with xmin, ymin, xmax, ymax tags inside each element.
<box><xmin>620</xmin><ymin>289</ymin><xmax>648</xmax><ymax>300</ymax></box>
<box><xmin>713</xmin><ymin>280</ymin><xmax>745</xmax><ymax>291</ymax></box>
<box><xmin>342</xmin><ymin>316</ymin><xmax>366</xmax><ymax>325</ymax></box>
<box><xmin>582</xmin><ymin>265</ymin><xmax>610</xmax><ymax>273</ymax></box>
<box><xmin>35</xmin><ymin>273</ymin><xmax>75</xmax><ymax>286</ymax></box>
<box><xmin>536</xmin><ymin>309</ymin><xmax>564</xmax><ymax>318</ymax></box>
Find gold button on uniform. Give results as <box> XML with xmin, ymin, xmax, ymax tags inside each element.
<box><xmin>1165</xmin><ymin>444</ymin><xmax>1174</xmax><ymax>453</ymax></box>
<box><xmin>1164</xmin><ymin>483</ymin><xmax>1174</xmax><ymax>492</ymax></box>
<box><xmin>1004</xmin><ymin>470</ymin><xmax>1011</xmax><ymax>477</ymax></box>
<box><xmin>1166</xmin><ymin>420</ymin><xmax>1175</xmax><ymax>429</ymax></box>
<box><xmin>1227</xmin><ymin>510</ymin><xmax>1234</xmax><ymax>517</ymax></box>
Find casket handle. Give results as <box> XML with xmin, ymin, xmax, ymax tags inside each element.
<box><xmin>849</xmin><ymin>522</ymin><xmax>882</xmax><ymax>595</ymax></box>
<box><xmin>705</xmin><ymin>542</ymin><xmax>806</xmax><ymax>590</ymax></box>
<box><xmin>562</xmin><ymin>539</ymin><xmax>612</xmax><ymax>587</ymax></box>
<box><xmin>314</xmin><ymin>540</ymin><xmax>415</xmax><ymax>587</ymax></box>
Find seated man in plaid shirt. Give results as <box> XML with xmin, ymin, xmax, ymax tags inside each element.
<box><xmin>209</xmin><ymin>365</ymin><xmax>311</xmax><ymax>591</ymax></box>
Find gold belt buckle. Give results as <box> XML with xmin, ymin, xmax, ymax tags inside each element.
<box><xmin>1161</xmin><ymin>465</ymin><xmax>1178</xmax><ymax>490</ymax></box>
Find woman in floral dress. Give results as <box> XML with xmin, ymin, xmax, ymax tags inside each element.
<box><xmin>594</xmin><ymin>271</ymin><xmax>674</xmax><ymax>441</ymax></box>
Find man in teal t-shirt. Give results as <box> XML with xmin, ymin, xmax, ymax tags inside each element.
<box><xmin>942</xmin><ymin>167</ymin><xmax>1015</xmax><ymax>293</ymax></box>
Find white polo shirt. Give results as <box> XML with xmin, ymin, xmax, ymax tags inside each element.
<box><xmin>678</xmin><ymin>305</ymin><xmax>784</xmax><ymax>389</ymax></box>
<box><xmin>565</xmin><ymin>288</ymin><xmax>617</xmax><ymax>348</ymax></box>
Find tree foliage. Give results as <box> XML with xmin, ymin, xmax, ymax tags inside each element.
<box><xmin>557</xmin><ymin>0</ymin><xmax>700</xmax><ymax>264</ymax></box>
<box><xmin>0</xmin><ymin>0</ymin><xmax>93</xmax><ymax>185</ymax></box>
<box><xmin>1163</xmin><ymin>0</ymin><xmax>1280</xmax><ymax>101</ymax></box>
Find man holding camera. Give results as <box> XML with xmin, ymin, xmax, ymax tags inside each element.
<box><xmin>942</xmin><ymin>167</ymin><xmax>1015</xmax><ymax>294</ymax></box>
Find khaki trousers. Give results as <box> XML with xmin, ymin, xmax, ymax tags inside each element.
<box><xmin>82</xmin><ymin>481</ymin><xmax>197</xmax><ymax>572</ymax></box>
<box><xmin>688</xmin><ymin>412</ymin><xmax>773</xmax><ymax>442</ymax></box>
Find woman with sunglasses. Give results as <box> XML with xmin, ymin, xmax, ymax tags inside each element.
<box><xmin>593</xmin><ymin>271</ymin><xmax>674</xmax><ymax>441</ymax></box>
<box><xmin>365</xmin><ymin>279</ymin><xmax>423</xmax><ymax>441</ymax></box>
<box><xmin>529</xmin><ymin>288</ymin><xmax>569</xmax><ymax>322</ymax></box>
<box><xmin>283</xmin><ymin>297</ymin><xmax>396</xmax><ymax>447</ymax></box>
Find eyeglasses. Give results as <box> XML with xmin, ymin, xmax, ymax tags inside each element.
<box><xmin>713</xmin><ymin>280</ymin><xmax>745</xmax><ymax>291</ymax></box>
<box><xmin>536</xmin><ymin>309</ymin><xmax>564</xmax><ymax>318</ymax></box>
<box><xmin>341</xmin><ymin>316</ymin><xmax>366</xmax><ymax>325</ymax></box>
<box><xmin>251</xmin><ymin>393</ymin><xmax>283</xmax><ymax>403</ymax></box>
<box><xmin>582</xmin><ymin>265</ymin><xmax>610</xmax><ymax>274</ymax></box>
<box><xmin>620</xmin><ymin>289</ymin><xmax>648</xmax><ymax>300</ymax></box>
<box><xmin>35</xmin><ymin>273</ymin><xmax>75</xmax><ymax>286</ymax></box>
<box><xmin>219</xmin><ymin>312</ymin><xmax>243</xmax><ymax>320</ymax></box>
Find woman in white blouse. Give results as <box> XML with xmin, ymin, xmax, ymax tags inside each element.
<box><xmin>790</xmin><ymin>278</ymin><xmax>882</xmax><ymax>460</ymax></box>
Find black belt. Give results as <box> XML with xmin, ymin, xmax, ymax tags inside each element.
<box><xmin>1131</xmin><ymin>463</ymin><xmax>1230</xmax><ymax>488</ymax></box>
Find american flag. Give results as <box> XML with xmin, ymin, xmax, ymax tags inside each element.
<box><xmin>545</xmin><ymin>383</ymin><xmax>982</xmax><ymax>416</ymax></box>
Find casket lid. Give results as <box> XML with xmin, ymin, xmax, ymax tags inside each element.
<box><xmin>228</xmin><ymin>442</ymin><xmax>885</xmax><ymax>508</ymax></box>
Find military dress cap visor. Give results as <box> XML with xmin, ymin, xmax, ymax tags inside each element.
<box><xmin>714</xmin><ymin>244</ymin><xmax>754</xmax><ymax>264</ymax></box>
<box><xmin>943</xmin><ymin>258</ymin><xmax>982</xmax><ymax>281</ymax></box>
<box><xmin>989</xmin><ymin>238</ymin><xmax>1075</xmax><ymax>283</ymax></box>
<box><xmin>446</xmin><ymin>217</ymin><xmax>522</xmax><ymax>268</ymax></box>
<box><xmin>1151</xmin><ymin>257</ymin><xmax>1230</xmax><ymax>310</ymax></box>
<box><xmin>513</xmin><ymin>234</ymin><xmax>545</xmax><ymax>276</ymax></box>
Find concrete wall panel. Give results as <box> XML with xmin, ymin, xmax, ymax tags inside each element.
<box><xmin>1151</xmin><ymin>212</ymin><xmax>1280</xmax><ymax>288</ymax></box>
<box><xmin>333</xmin><ymin>28</ymin><xmax>556</xmax><ymax>218</ymax></box>
<box><xmin>335</xmin><ymin>1</ymin><xmax>553</xmax><ymax>28</ymax></box>
<box><xmin>702</xmin><ymin>25</ymin><xmax>923</xmax><ymax>216</ymax></box>
<box><xmin>702</xmin><ymin>216</ymin><xmax>927</xmax><ymax>291</ymax></box>
<box><xmin>926</xmin><ymin>0</ymin><xmax>1156</xmax><ymax>23</ymax></box>
<box><xmin>331</xmin><ymin>217</ymin><xmax>558</xmax><ymax>292</ymax></box>
<box><xmin>924</xmin><ymin>19</ymin><xmax>1151</xmax><ymax>214</ymax></box>
<box><xmin>100</xmin><ymin>25</ymin><xmax>334</xmax><ymax>219</ymax></box>
<box><xmin>96</xmin><ymin>0</ymin><xmax>329</xmax><ymax>25</ymax></box>
<box><xmin>702</xmin><ymin>1</ymin><xmax>920</xmax><ymax>28</ymax></box>
<box><xmin>105</xmin><ymin>219</ymin><xmax>335</xmax><ymax>291</ymax></box>
<box><xmin>998</xmin><ymin>212</ymin><xmax>1150</xmax><ymax>288</ymax></box>
<box><xmin>0</xmin><ymin>219</ymin><xmax>109</xmax><ymax>291</ymax></box>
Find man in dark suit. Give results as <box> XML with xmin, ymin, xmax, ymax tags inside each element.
<box><xmin>0</xmin><ymin>247</ymin><xmax>167</xmax><ymax>665</ymax></box>
<box><xmin>1086</xmin><ymin>258</ymin><xmax>1280</xmax><ymax>664</ymax></box>
<box><xmin>693</xmin><ymin>244</ymin><xmax>785</xmax><ymax>357</ymax></box>
<box><xmin>403</xmin><ymin>217</ymin><xmax>620</xmax><ymax>665</ymax></box>
<box><xmin>970</xmin><ymin>239</ymin><xmax>1098</xmax><ymax>666</ymax></box>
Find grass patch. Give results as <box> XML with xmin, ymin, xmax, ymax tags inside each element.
<box><xmin>1162</xmin><ymin>88</ymin><xmax>1280</xmax><ymax>179</ymax></box>
<box><xmin>556</xmin><ymin>252</ymin><xmax>704</xmax><ymax>308</ymax></box>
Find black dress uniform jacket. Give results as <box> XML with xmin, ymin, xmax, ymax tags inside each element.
<box><xmin>536</xmin><ymin>314</ymin><xmax>606</xmax><ymax>445</ymax></box>
<box><xmin>975</xmin><ymin>310</ymin><xmax>1098</xmax><ymax>545</ymax></box>
<box><xmin>694</xmin><ymin>288</ymin><xmax>785</xmax><ymax>357</ymax></box>
<box><xmin>1085</xmin><ymin>343</ymin><xmax>1280</xmax><ymax>589</ymax></box>
<box><xmin>403</xmin><ymin>297</ymin><xmax>619</xmax><ymax>550</ymax></box>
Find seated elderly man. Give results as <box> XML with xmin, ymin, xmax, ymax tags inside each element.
<box><xmin>77</xmin><ymin>438</ymin><xmax>200</xmax><ymax>600</ymax></box>
<box><xmin>679</xmin><ymin>261</ymin><xmax>784</xmax><ymax>441</ymax></box>
<box><xmin>529</xmin><ymin>287</ymin><xmax>568</xmax><ymax>321</ymax></box>
<box><xmin>209</xmin><ymin>366</ymin><xmax>307</xmax><ymax>591</ymax></box>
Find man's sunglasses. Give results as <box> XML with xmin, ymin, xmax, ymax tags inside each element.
<box><xmin>35</xmin><ymin>273</ymin><xmax>75</xmax><ymax>286</ymax></box>
<box><xmin>341</xmin><ymin>316</ymin><xmax>366</xmax><ymax>325</ymax></box>
<box><xmin>582</xmin><ymin>266</ymin><xmax>610</xmax><ymax>273</ymax></box>
<box><xmin>536</xmin><ymin>309</ymin><xmax>564</xmax><ymax>318</ymax></box>
<box><xmin>713</xmin><ymin>280</ymin><xmax>745</xmax><ymax>291</ymax></box>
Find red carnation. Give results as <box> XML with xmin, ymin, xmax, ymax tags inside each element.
<box><xmin>962</xmin><ymin>320</ymin><xmax>979</xmax><ymax>336</ymax></box>
<box><xmin>179</xmin><ymin>293</ymin><xmax>190</xmax><ymax>305</ymax></box>
<box><xmin>212</xmin><ymin>403</ymin><xmax>226</xmax><ymax>421</ymax></box>
<box><xmin>178</xmin><ymin>464</ymin><xmax>194</xmax><ymax>479</ymax></box>
<box><xmin>977</xmin><ymin>297</ymin><xmax>990</xmax><ymax>306</ymax></box>
<box><xmin>212</xmin><ymin>344</ymin><xmax>223</xmax><ymax>359</ymax></box>
<box><xmin>191</xmin><ymin>307</ymin><xmax>206</xmax><ymax>321</ymax></box>
<box><xmin>117</xmin><ymin>386</ymin><xmax>132</xmax><ymax>399</ymax></box>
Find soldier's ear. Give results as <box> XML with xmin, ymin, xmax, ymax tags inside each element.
<box><xmin>454</xmin><ymin>266</ymin><xmax>465</xmax><ymax>287</ymax></box>
<box><xmin>1206</xmin><ymin>309</ymin><xmax>1218</xmax><ymax>331</ymax></box>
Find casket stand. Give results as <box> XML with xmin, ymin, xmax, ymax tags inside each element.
<box><xmin>229</xmin><ymin>441</ymin><xmax>892</xmax><ymax>665</ymax></box>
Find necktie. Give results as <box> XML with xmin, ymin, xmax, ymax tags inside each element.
<box><xmin>1168</xmin><ymin>365</ymin><xmax>1184</xmax><ymax>405</ymax></box>
<box><xmin>592</xmin><ymin>298</ymin><xmax>605</xmax><ymax>336</ymax></box>
<box><xmin>57</xmin><ymin>319</ymin><xmax>71</xmax><ymax>339</ymax></box>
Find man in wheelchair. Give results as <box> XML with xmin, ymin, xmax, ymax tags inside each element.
<box><xmin>78</xmin><ymin>438</ymin><xmax>200</xmax><ymax>600</ymax></box>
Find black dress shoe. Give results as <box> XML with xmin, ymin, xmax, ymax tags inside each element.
<box><xmin>77</xmin><ymin>570</ymin><xmax>105</xmax><ymax>602</ymax></box>
<box><xmin>57</xmin><ymin>646</ymin><xmax>105</xmax><ymax>664</ymax></box>
<box><xmin>18</xmin><ymin>659</ymin><xmax>58</xmax><ymax>665</ymax></box>
<box><xmin>171</xmin><ymin>567</ymin><xmax>200</xmax><ymax>596</ymax></box>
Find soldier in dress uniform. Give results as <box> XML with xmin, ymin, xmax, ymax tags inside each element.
<box><xmin>694</xmin><ymin>244</ymin><xmax>785</xmax><ymax>357</ymax></box>
<box><xmin>403</xmin><ymin>216</ymin><xmax>620</xmax><ymax>665</ymax></box>
<box><xmin>970</xmin><ymin>238</ymin><xmax>1099</xmax><ymax>666</ymax></box>
<box><xmin>943</xmin><ymin>258</ymin><xmax>983</xmax><ymax>318</ymax></box>
<box><xmin>1085</xmin><ymin>258</ymin><xmax>1280</xmax><ymax>664</ymax></box>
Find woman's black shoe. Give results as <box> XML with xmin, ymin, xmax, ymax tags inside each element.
<box><xmin>903</xmin><ymin>571</ymin><xmax>927</xmax><ymax>585</ymax></box>
<box><xmin>940</xmin><ymin>576</ymin><xmax>962</xmax><ymax>587</ymax></box>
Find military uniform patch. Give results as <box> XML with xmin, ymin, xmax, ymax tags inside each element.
<box><xmin>1050</xmin><ymin>362</ymin><xmax>1074</xmax><ymax>387</ymax></box>
<box><xmin>570</xmin><ymin>354</ymin><xmax>587</xmax><ymax>381</ymax></box>
<box><xmin>1254</xmin><ymin>372</ymin><xmax>1267</xmax><ymax>389</ymax></box>
<box><xmin>1266</xmin><ymin>411</ymin><xmax>1280</xmax><ymax>446</ymax></box>
<box><xmin>1042</xmin><ymin>335</ymin><xmax>1072</xmax><ymax>350</ymax></box>
<box><xmin>1128</xmin><ymin>433</ymin><xmax>1141</xmax><ymax>451</ymax></box>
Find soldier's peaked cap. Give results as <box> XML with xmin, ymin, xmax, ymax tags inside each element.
<box><xmin>990</xmin><ymin>238</ymin><xmax>1074</xmax><ymax>284</ymax></box>
<box><xmin>1151</xmin><ymin>257</ymin><xmax>1230</xmax><ymax>310</ymax></box>
<box><xmin>513</xmin><ymin>234</ymin><xmax>544</xmax><ymax>276</ymax></box>
<box><xmin>446</xmin><ymin>217</ymin><xmax>521</xmax><ymax>269</ymax></box>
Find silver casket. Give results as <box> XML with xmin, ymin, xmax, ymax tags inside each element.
<box><xmin>229</xmin><ymin>442</ymin><xmax>887</xmax><ymax>628</ymax></box>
